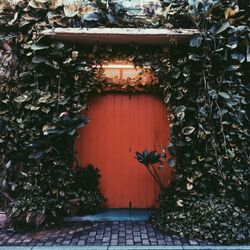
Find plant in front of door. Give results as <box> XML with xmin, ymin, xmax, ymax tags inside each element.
<box><xmin>67</xmin><ymin>164</ymin><xmax>105</xmax><ymax>216</ymax></box>
<box><xmin>135</xmin><ymin>148</ymin><xmax>175</xmax><ymax>190</ymax></box>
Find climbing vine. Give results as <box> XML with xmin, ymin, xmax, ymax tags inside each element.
<box><xmin>0</xmin><ymin>0</ymin><xmax>249</xmax><ymax>244</ymax></box>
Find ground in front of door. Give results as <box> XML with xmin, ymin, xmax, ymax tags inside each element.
<box><xmin>0</xmin><ymin>221</ymin><xmax>214</xmax><ymax>247</ymax></box>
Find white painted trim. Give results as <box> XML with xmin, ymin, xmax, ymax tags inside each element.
<box><xmin>42</xmin><ymin>27</ymin><xmax>198</xmax><ymax>36</ymax></box>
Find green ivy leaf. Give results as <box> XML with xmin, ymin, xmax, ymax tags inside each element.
<box><xmin>189</xmin><ymin>34</ymin><xmax>203</xmax><ymax>48</ymax></box>
<box><xmin>168</xmin><ymin>158</ymin><xmax>176</xmax><ymax>168</ymax></box>
<box><xmin>31</xmin><ymin>43</ymin><xmax>49</xmax><ymax>51</ymax></box>
<box><xmin>226</xmin><ymin>65</ymin><xmax>240</xmax><ymax>71</ymax></box>
<box><xmin>218</xmin><ymin>92</ymin><xmax>230</xmax><ymax>99</ymax></box>
<box><xmin>14</xmin><ymin>95</ymin><xmax>29</xmax><ymax>103</ymax></box>
<box><xmin>182</xmin><ymin>126</ymin><xmax>195</xmax><ymax>135</ymax></box>
<box><xmin>5</xmin><ymin>160</ymin><xmax>11</xmax><ymax>169</ymax></box>
<box><xmin>216</xmin><ymin>21</ymin><xmax>230</xmax><ymax>34</ymax></box>
<box><xmin>231</xmin><ymin>53</ymin><xmax>245</xmax><ymax>63</ymax></box>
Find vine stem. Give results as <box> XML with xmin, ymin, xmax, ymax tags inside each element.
<box><xmin>150</xmin><ymin>163</ymin><xmax>165</xmax><ymax>189</ymax></box>
<box><xmin>74</xmin><ymin>152</ymin><xmax>80</xmax><ymax>167</ymax></box>
<box><xmin>56</xmin><ymin>68</ymin><xmax>63</xmax><ymax>111</ymax></box>
<box><xmin>146</xmin><ymin>164</ymin><xmax>162</xmax><ymax>188</ymax></box>
<box><xmin>215</xmin><ymin>100</ymin><xmax>229</xmax><ymax>158</ymax></box>
<box><xmin>0</xmin><ymin>190</ymin><xmax>14</xmax><ymax>202</ymax></box>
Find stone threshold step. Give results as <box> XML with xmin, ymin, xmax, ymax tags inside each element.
<box><xmin>64</xmin><ymin>209</ymin><xmax>154</xmax><ymax>222</ymax></box>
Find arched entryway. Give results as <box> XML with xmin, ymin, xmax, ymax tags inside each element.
<box><xmin>76</xmin><ymin>92</ymin><xmax>171</xmax><ymax>208</ymax></box>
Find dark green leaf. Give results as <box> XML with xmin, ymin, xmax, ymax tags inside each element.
<box><xmin>218</xmin><ymin>92</ymin><xmax>230</xmax><ymax>99</ymax></box>
<box><xmin>216</xmin><ymin>21</ymin><xmax>230</xmax><ymax>34</ymax></box>
<box><xmin>189</xmin><ymin>34</ymin><xmax>203</xmax><ymax>48</ymax></box>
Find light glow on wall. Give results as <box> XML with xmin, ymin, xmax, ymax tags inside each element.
<box><xmin>96</xmin><ymin>60</ymin><xmax>157</xmax><ymax>86</ymax></box>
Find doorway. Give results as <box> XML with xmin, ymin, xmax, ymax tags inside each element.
<box><xmin>76</xmin><ymin>93</ymin><xmax>170</xmax><ymax>208</ymax></box>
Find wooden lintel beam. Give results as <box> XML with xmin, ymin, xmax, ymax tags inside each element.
<box><xmin>42</xmin><ymin>28</ymin><xmax>199</xmax><ymax>46</ymax></box>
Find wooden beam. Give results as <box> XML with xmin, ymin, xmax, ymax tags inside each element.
<box><xmin>42</xmin><ymin>28</ymin><xmax>199</xmax><ymax>46</ymax></box>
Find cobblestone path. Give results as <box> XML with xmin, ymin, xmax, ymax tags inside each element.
<box><xmin>0</xmin><ymin>221</ymin><xmax>214</xmax><ymax>246</ymax></box>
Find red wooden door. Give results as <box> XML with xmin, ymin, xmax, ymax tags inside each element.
<box><xmin>76</xmin><ymin>93</ymin><xmax>171</xmax><ymax>208</ymax></box>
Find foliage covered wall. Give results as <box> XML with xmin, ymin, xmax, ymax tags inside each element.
<box><xmin>0</xmin><ymin>0</ymin><xmax>250</xmax><ymax>244</ymax></box>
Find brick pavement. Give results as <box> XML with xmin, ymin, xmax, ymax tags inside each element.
<box><xmin>0</xmin><ymin>221</ymin><xmax>215</xmax><ymax>246</ymax></box>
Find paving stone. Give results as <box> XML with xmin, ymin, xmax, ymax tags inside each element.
<box><xmin>85</xmin><ymin>242</ymin><xmax>94</xmax><ymax>246</ymax></box>
<box><xmin>102</xmin><ymin>242</ymin><xmax>110</xmax><ymax>246</ymax></box>
<box><xmin>44</xmin><ymin>241</ymin><xmax>54</xmax><ymax>246</ymax></box>
<box><xmin>134</xmin><ymin>236</ymin><xmax>141</xmax><ymax>243</ymax></box>
<box><xmin>14</xmin><ymin>240</ymin><xmax>22</xmax><ymax>244</ymax></box>
<box><xmin>126</xmin><ymin>239</ymin><xmax>134</xmax><ymax>245</ymax></box>
<box><xmin>133</xmin><ymin>231</ymin><xmax>140</xmax><ymax>236</ymax></box>
<box><xmin>172</xmin><ymin>235</ymin><xmax>181</xmax><ymax>240</ymax></box>
<box><xmin>89</xmin><ymin>231</ymin><xmax>97</xmax><ymax>237</ymax></box>
<box><xmin>151</xmin><ymin>241</ymin><xmax>158</xmax><ymax>245</ymax></box>
<box><xmin>104</xmin><ymin>232</ymin><xmax>111</xmax><ymax>237</ymax></box>
<box><xmin>77</xmin><ymin>239</ymin><xmax>86</xmax><ymax>245</ymax></box>
<box><xmin>148</xmin><ymin>232</ymin><xmax>156</xmax><ymax>237</ymax></box>
<box><xmin>118</xmin><ymin>236</ymin><xmax>126</xmax><ymax>243</ymax></box>
<box><xmin>110</xmin><ymin>239</ymin><xmax>118</xmax><ymax>245</ymax></box>
<box><xmin>142</xmin><ymin>239</ymin><xmax>150</xmax><ymax>245</ymax></box>
<box><xmin>126</xmin><ymin>229</ymin><xmax>132</xmax><ymax>234</ymax></box>
<box><xmin>149</xmin><ymin>236</ymin><xmax>157</xmax><ymax>242</ymax></box>
<box><xmin>36</xmin><ymin>242</ymin><xmax>45</xmax><ymax>246</ymax></box>
<box><xmin>70</xmin><ymin>238</ymin><xmax>79</xmax><ymax>245</ymax></box>
<box><xmin>6</xmin><ymin>238</ymin><xmax>16</xmax><ymax>243</ymax></box>
<box><xmin>97</xmin><ymin>229</ymin><xmax>105</xmax><ymax>234</ymax></box>
<box><xmin>158</xmin><ymin>239</ymin><xmax>166</xmax><ymax>245</ymax></box>
<box><xmin>64</xmin><ymin>235</ymin><xmax>73</xmax><ymax>240</ymax></box>
<box><xmin>199</xmin><ymin>241</ymin><xmax>210</xmax><ymax>246</ymax></box>
<box><xmin>61</xmin><ymin>240</ymin><xmax>71</xmax><ymax>245</ymax></box>
<box><xmin>174</xmin><ymin>240</ymin><xmax>182</xmax><ymax>246</ymax></box>
<box><xmin>96</xmin><ymin>234</ymin><xmax>104</xmax><ymax>240</ymax></box>
<box><xmin>111</xmin><ymin>234</ymin><xmax>118</xmax><ymax>239</ymax></box>
<box><xmin>20</xmin><ymin>235</ymin><xmax>28</xmax><ymax>240</ymax></box>
<box><xmin>125</xmin><ymin>234</ymin><xmax>133</xmax><ymax>239</ymax></box>
<box><xmin>147</xmin><ymin>225</ymin><xmax>154</xmax><ymax>230</ymax></box>
<box><xmin>80</xmin><ymin>235</ymin><xmax>88</xmax><ymax>240</ymax></box>
<box><xmin>87</xmin><ymin>237</ymin><xmax>95</xmax><ymax>242</ymax></box>
<box><xmin>23</xmin><ymin>238</ymin><xmax>32</xmax><ymax>243</ymax></box>
<box><xmin>102</xmin><ymin>237</ymin><xmax>110</xmax><ymax>242</ymax></box>
<box><xmin>156</xmin><ymin>234</ymin><xmax>164</xmax><ymax>240</ymax></box>
<box><xmin>166</xmin><ymin>240</ymin><xmax>174</xmax><ymax>245</ymax></box>
<box><xmin>94</xmin><ymin>239</ymin><xmax>102</xmax><ymax>245</ymax></box>
<box><xmin>119</xmin><ymin>231</ymin><xmax>126</xmax><ymax>237</ymax></box>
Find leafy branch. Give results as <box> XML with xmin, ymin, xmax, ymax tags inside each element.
<box><xmin>135</xmin><ymin>149</ymin><xmax>173</xmax><ymax>190</ymax></box>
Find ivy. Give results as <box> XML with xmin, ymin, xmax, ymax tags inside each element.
<box><xmin>0</xmin><ymin>0</ymin><xmax>249</xmax><ymax>244</ymax></box>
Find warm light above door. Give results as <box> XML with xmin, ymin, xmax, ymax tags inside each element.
<box><xmin>96</xmin><ymin>60</ymin><xmax>158</xmax><ymax>86</ymax></box>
